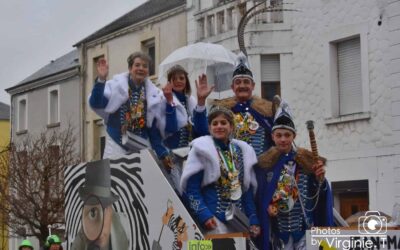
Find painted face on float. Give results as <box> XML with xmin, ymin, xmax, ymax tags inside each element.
<box><xmin>82</xmin><ymin>196</ymin><xmax>113</xmax><ymax>249</ymax></box>
<box><xmin>176</xmin><ymin>218</ymin><xmax>188</xmax><ymax>242</ymax></box>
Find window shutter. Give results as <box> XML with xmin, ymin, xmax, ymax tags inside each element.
<box><xmin>261</xmin><ymin>55</ymin><xmax>280</xmax><ymax>82</ymax></box>
<box><xmin>337</xmin><ymin>37</ymin><xmax>362</xmax><ymax>115</ymax></box>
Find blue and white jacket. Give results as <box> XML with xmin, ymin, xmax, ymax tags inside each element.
<box><xmin>181</xmin><ymin>136</ymin><xmax>260</xmax><ymax>227</ymax></box>
<box><xmin>150</xmin><ymin>90</ymin><xmax>208</xmax><ymax>158</ymax></box>
<box><xmin>89</xmin><ymin>72</ymin><xmax>163</xmax><ymax>157</ymax></box>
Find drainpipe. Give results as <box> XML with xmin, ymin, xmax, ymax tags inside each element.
<box><xmin>78</xmin><ymin>43</ymin><xmax>88</xmax><ymax>161</ymax></box>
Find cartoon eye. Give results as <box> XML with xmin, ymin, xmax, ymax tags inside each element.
<box><xmin>87</xmin><ymin>207</ymin><xmax>99</xmax><ymax>220</ymax></box>
<box><xmin>177</xmin><ymin>223</ymin><xmax>186</xmax><ymax>234</ymax></box>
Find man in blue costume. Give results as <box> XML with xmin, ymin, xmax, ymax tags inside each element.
<box><xmin>213</xmin><ymin>54</ymin><xmax>274</xmax><ymax>157</ymax></box>
<box><xmin>254</xmin><ymin>101</ymin><xmax>333</xmax><ymax>250</ymax></box>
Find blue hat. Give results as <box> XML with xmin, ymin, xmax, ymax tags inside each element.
<box><xmin>232</xmin><ymin>52</ymin><xmax>254</xmax><ymax>82</ymax></box>
<box><xmin>272</xmin><ymin>97</ymin><xmax>296</xmax><ymax>134</ymax></box>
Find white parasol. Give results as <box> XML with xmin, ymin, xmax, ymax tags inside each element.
<box><xmin>158</xmin><ymin>42</ymin><xmax>237</xmax><ymax>94</ymax></box>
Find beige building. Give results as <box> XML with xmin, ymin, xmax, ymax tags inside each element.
<box><xmin>76</xmin><ymin>0</ymin><xmax>187</xmax><ymax>161</ymax></box>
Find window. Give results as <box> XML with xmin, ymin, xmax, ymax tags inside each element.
<box><xmin>15</xmin><ymin>150</ymin><xmax>28</xmax><ymax>190</ymax></box>
<box><xmin>48</xmin><ymin>86</ymin><xmax>60</xmax><ymax>125</ymax></box>
<box><xmin>255</xmin><ymin>0</ymin><xmax>283</xmax><ymax>24</ymax></box>
<box><xmin>325</xmin><ymin>23</ymin><xmax>370</xmax><ymax>123</ymax></box>
<box><xmin>238</xmin><ymin>3</ymin><xmax>247</xmax><ymax>18</ymax></box>
<box><xmin>100</xmin><ymin>136</ymin><xmax>105</xmax><ymax>159</ymax></box>
<box><xmin>226</xmin><ymin>7</ymin><xmax>234</xmax><ymax>30</ymax></box>
<box><xmin>93</xmin><ymin>55</ymin><xmax>105</xmax><ymax>81</ymax></box>
<box><xmin>17</xmin><ymin>95</ymin><xmax>27</xmax><ymax>132</ymax></box>
<box><xmin>17</xmin><ymin>150</ymin><xmax>28</xmax><ymax>165</ymax></box>
<box><xmin>49</xmin><ymin>145</ymin><xmax>60</xmax><ymax>161</ymax></box>
<box><xmin>270</xmin><ymin>0</ymin><xmax>283</xmax><ymax>23</ymax></box>
<box><xmin>207</xmin><ymin>15</ymin><xmax>215</xmax><ymax>37</ymax></box>
<box><xmin>217</xmin><ymin>11</ymin><xmax>225</xmax><ymax>34</ymax></box>
<box><xmin>261</xmin><ymin>55</ymin><xmax>281</xmax><ymax>102</ymax></box>
<box><xmin>142</xmin><ymin>38</ymin><xmax>156</xmax><ymax>76</ymax></box>
<box><xmin>337</xmin><ymin>37</ymin><xmax>362</xmax><ymax>115</ymax></box>
<box><xmin>48</xmin><ymin>144</ymin><xmax>61</xmax><ymax>191</ymax></box>
<box><xmin>197</xmin><ymin>18</ymin><xmax>205</xmax><ymax>40</ymax></box>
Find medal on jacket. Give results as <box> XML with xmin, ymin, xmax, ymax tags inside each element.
<box><xmin>217</xmin><ymin>144</ymin><xmax>242</xmax><ymax>201</ymax></box>
<box><xmin>230</xmin><ymin>176</ymin><xmax>242</xmax><ymax>201</ymax></box>
<box><xmin>248</xmin><ymin>120</ymin><xmax>259</xmax><ymax>134</ymax></box>
<box><xmin>278</xmin><ymin>196</ymin><xmax>294</xmax><ymax>213</ymax></box>
<box><xmin>273</xmin><ymin>162</ymin><xmax>298</xmax><ymax>213</ymax></box>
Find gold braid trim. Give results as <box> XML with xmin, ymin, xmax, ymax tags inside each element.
<box><xmin>257</xmin><ymin>147</ymin><xmax>327</xmax><ymax>173</ymax></box>
<box><xmin>212</xmin><ymin>96</ymin><xmax>273</xmax><ymax>117</ymax></box>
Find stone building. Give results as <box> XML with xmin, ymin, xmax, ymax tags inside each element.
<box><xmin>187</xmin><ymin>0</ymin><xmax>400</xmax><ymax>217</ymax></box>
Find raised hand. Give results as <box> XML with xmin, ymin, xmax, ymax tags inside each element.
<box><xmin>96</xmin><ymin>58</ymin><xmax>109</xmax><ymax>81</ymax></box>
<box><xmin>249</xmin><ymin>225</ymin><xmax>261</xmax><ymax>238</ymax></box>
<box><xmin>195</xmin><ymin>74</ymin><xmax>215</xmax><ymax>106</ymax></box>
<box><xmin>162</xmin><ymin>155</ymin><xmax>174</xmax><ymax>172</ymax></box>
<box><xmin>204</xmin><ymin>217</ymin><xmax>217</xmax><ymax>230</ymax></box>
<box><xmin>162</xmin><ymin>206</ymin><xmax>174</xmax><ymax>225</ymax></box>
<box><xmin>312</xmin><ymin>160</ymin><xmax>326</xmax><ymax>182</ymax></box>
<box><xmin>162</xmin><ymin>82</ymin><xmax>174</xmax><ymax>104</ymax></box>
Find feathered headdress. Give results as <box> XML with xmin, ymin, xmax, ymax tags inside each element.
<box><xmin>232</xmin><ymin>52</ymin><xmax>254</xmax><ymax>82</ymax></box>
<box><xmin>272</xmin><ymin>95</ymin><xmax>296</xmax><ymax>134</ymax></box>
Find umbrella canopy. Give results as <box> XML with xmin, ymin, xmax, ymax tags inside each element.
<box><xmin>158</xmin><ymin>42</ymin><xmax>237</xmax><ymax>93</ymax></box>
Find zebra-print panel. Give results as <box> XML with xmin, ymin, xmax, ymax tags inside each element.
<box><xmin>110</xmin><ymin>156</ymin><xmax>149</xmax><ymax>250</ymax></box>
<box><xmin>64</xmin><ymin>163</ymin><xmax>86</xmax><ymax>249</ymax></box>
<box><xmin>64</xmin><ymin>153</ymin><xmax>150</xmax><ymax>250</ymax></box>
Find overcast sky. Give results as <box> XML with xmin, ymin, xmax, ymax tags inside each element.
<box><xmin>0</xmin><ymin>0</ymin><xmax>147</xmax><ymax>105</ymax></box>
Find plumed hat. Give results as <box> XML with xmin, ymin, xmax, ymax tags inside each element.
<box><xmin>232</xmin><ymin>52</ymin><xmax>254</xmax><ymax>82</ymax></box>
<box><xmin>272</xmin><ymin>96</ymin><xmax>296</xmax><ymax>134</ymax></box>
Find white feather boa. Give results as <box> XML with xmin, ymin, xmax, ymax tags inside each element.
<box><xmin>180</xmin><ymin>136</ymin><xmax>258</xmax><ymax>194</ymax></box>
<box><xmin>89</xmin><ymin>72</ymin><xmax>163</xmax><ymax>126</ymax></box>
<box><xmin>152</xmin><ymin>94</ymin><xmax>197</xmax><ymax>139</ymax></box>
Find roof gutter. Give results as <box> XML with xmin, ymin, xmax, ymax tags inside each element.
<box><xmin>5</xmin><ymin>67</ymin><xmax>80</xmax><ymax>96</ymax></box>
<box><xmin>75</xmin><ymin>5</ymin><xmax>185</xmax><ymax>49</ymax></box>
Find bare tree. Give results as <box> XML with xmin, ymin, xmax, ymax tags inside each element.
<box><xmin>0</xmin><ymin>126</ymin><xmax>80</xmax><ymax>245</ymax></box>
<box><xmin>0</xmin><ymin>145</ymin><xmax>9</xmax><ymax>250</ymax></box>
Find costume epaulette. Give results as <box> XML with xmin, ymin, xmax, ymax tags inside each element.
<box><xmin>257</xmin><ymin>146</ymin><xmax>281</xmax><ymax>169</ymax></box>
<box><xmin>212</xmin><ymin>96</ymin><xmax>273</xmax><ymax>117</ymax></box>
<box><xmin>257</xmin><ymin>146</ymin><xmax>327</xmax><ymax>172</ymax></box>
<box><xmin>294</xmin><ymin>147</ymin><xmax>327</xmax><ymax>174</ymax></box>
<box><xmin>251</xmin><ymin>96</ymin><xmax>273</xmax><ymax>117</ymax></box>
<box><xmin>212</xmin><ymin>97</ymin><xmax>237</xmax><ymax>109</ymax></box>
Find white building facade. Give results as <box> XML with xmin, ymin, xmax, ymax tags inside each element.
<box><xmin>187</xmin><ymin>0</ymin><xmax>400</xmax><ymax>218</ymax></box>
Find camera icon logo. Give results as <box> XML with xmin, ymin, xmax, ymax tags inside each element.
<box><xmin>358</xmin><ymin>211</ymin><xmax>387</xmax><ymax>235</ymax></box>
